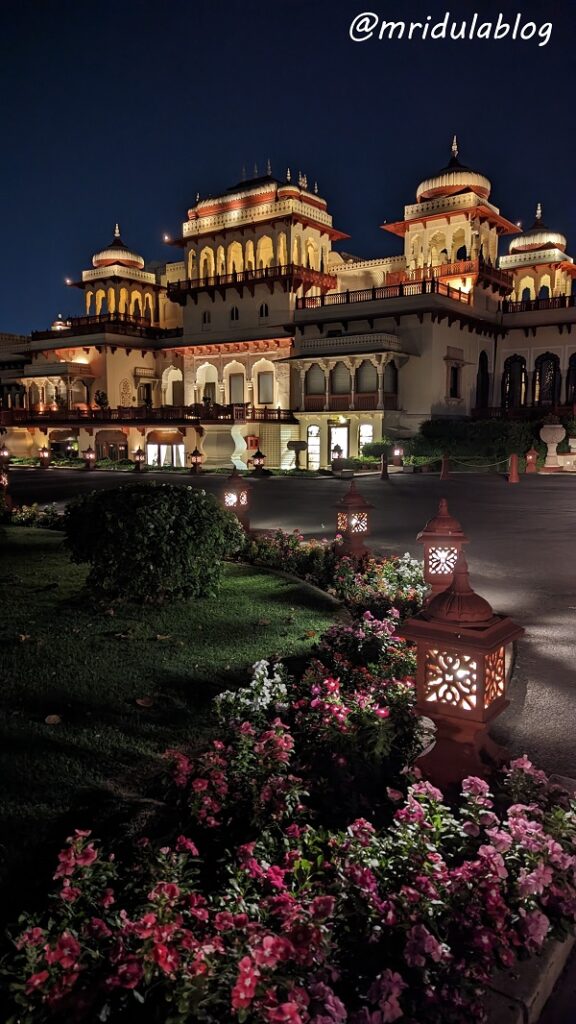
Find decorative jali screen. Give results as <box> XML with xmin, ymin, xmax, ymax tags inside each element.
<box><xmin>427</xmin><ymin>546</ymin><xmax>458</xmax><ymax>576</ymax></box>
<box><xmin>337</xmin><ymin>511</ymin><xmax>368</xmax><ymax>533</ymax></box>
<box><xmin>424</xmin><ymin>650</ymin><xmax>478</xmax><ymax>711</ymax></box>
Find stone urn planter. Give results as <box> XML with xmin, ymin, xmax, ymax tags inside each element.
<box><xmin>539</xmin><ymin>421</ymin><xmax>566</xmax><ymax>472</ymax></box>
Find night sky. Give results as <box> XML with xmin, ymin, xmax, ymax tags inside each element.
<box><xmin>1</xmin><ymin>0</ymin><xmax>573</xmax><ymax>334</ymax></box>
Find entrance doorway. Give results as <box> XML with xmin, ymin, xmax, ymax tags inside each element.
<box><xmin>329</xmin><ymin>424</ymin><xmax>349</xmax><ymax>459</ymax></box>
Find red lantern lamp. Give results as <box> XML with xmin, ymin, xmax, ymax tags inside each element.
<box><xmin>417</xmin><ymin>498</ymin><xmax>468</xmax><ymax>599</ymax></box>
<box><xmin>335</xmin><ymin>480</ymin><xmax>373</xmax><ymax>556</ymax></box>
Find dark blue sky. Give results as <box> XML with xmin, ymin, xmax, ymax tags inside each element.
<box><xmin>1</xmin><ymin>0</ymin><xmax>573</xmax><ymax>333</ymax></box>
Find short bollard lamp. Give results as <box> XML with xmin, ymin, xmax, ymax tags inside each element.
<box><xmin>400</xmin><ymin>551</ymin><xmax>524</xmax><ymax>785</ymax></box>
<box><xmin>0</xmin><ymin>443</ymin><xmax>10</xmax><ymax>469</ymax></box>
<box><xmin>417</xmin><ymin>498</ymin><xmax>468</xmax><ymax>599</ymax></box>
<box><xmin>82</xmin><ymin>445</ymin><xmax>96</xmax><ymax>470</ymax></box>
<box><xmin>335</xmin><ymin>480</ymin><xmax>373</xmax><ymax>556</ymax></box>
<box><xmin>133</xmin><ymin>447</ymin><xmax>146</xmax><ymax>472</ymax></box>
<box><xmin>525</xmin><ymin>448</ymin><xmax>538</xmax><ymax>474</ymax></box>
<box><xmin>392</xmin><ymin>445</ymin><xmax>404</xmax><ymax>467</ymax></box>
<box><xmin>38</xmin><ymin>445</ymin><xmax>51</xmax><ymax>468</ymax></box>
<box><xmin>223</xmin><ymin>468</ymin><xmax>251</xmax><ymax>529</ymax></box>
<box><xmin>251</xmin><ymin>448</ymin><xmax>266</xmax><ymax>476</ymax></box>
<box><xmin>189</xmin><ymin>447</ymin><xmax>204</xmax><ymax>474</ymax></box>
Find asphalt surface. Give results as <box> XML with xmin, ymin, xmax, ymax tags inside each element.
<box><xmin>6</xmin><ymin>467</ymin><xmax>576</xmax><ymax>778</ymax></box>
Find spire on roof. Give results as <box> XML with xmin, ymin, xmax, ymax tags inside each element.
<box><xmin>114</xmin><ymin>223</ymin><xmax>121</xmax><ymax>239</ymax></box>
<box><xmin>266</xmin><ymin>157</ymin><xmax>272</xmax><ymax>175</ymax></box>
<box><xmin>286</xmin><ymin>167</ymin><xmax>291</xmax><ymax>182</ymax></box>
<box><xmin>313</xmin><ymin>181</ymin><xmax>319</xmax><ymax>195</ymax></box>
<box><xmin>451</xmin><ymin>134</ymin><xmax>458</xmax><ymax>159</ymax></box>
<box><xmin>253</xmin><ymin>162</ymin><xmax>259</xmax><ymax>176</ymax></box>
<box><xmin>536</xmin><ymin>202</ymin><xmax>543</xmax><ymax>222</ymax></box>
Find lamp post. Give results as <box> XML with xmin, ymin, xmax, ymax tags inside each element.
<box><xmin>222</xmin><ymin>467</ymin><xmax>251</xmax><ymax>530</ymax></box>
<box><xmin>335</xmin><ymin>480</ymin><xmax>373</xmax><ymax>556</ymax></box>
<box><xmin>38</xmin><ymin>445</ymin><xmax>51</xmax><ymax>469</ymax></box>
<box><xmin>416</xmin><ymin>499</ymin><xmax>468</xmax><ymax>600</ymax></box>
<box><xmin>133</xmin><ymin>447</ymin><xmax>146</xmax><ymax>472</ymax></box>
<box><xmin>251</xmin><ymin>448</ymin><xmax>266</xmax><ymax>476</ymax></box>
<box><xmin>400</xmin><ymin>551</ymin><xmax>524</xmax><ymax>786</ymax></box>
<box><xmin>81</xmin><ymin>445</ymin><xmax>96</xmax><ymax>471</ymax></box>
<box><xmin>525</xmin><ymin>448</ymin><xmax>538</xmax><ymax>474</ymax></box>
<box><xmin>0</xmin><ymin>443</ymin><xmax>10</xmax><ymax>470</ymax></box>
<box><xmin>188</xmin><ymin>446</ymin><xmax>204</xmax><ymax>474</ymax></box>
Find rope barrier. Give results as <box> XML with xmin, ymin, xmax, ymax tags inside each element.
<box><xmin>450</xmin><ymin>457</ymin><xmax>510</xmax><ymax>469</ymax></box>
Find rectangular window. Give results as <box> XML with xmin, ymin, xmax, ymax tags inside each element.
<box><xmin>258</xmin><ymin>371</ymin><xmax>274</xmax><ymax>405</ymax></box>
<box><xmin>359</xmin><ymin>424</ymin><xmax>374</xmax><ymax>452</ymax></box>
<box><xmin>449</xmin><ymin>366</ymin><xmax>461</xmax><ymax>399</ymax></box>
<box><xmin>229</xmin><ymin>373</ymin><xmax>244</xmax><ymax>404</ymax></box>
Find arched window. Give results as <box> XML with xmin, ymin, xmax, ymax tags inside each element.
<box><xmin>258</xmin><ymin>302</ymin><xmax>269</xmax><ymax>319</ymax></box>
<box><xmin>521</xmin><ymin>287</ymin><xmax>532</xmax><ymax>302</ymax></box>
<box><xmin>475</xmin><ymin>350</ymin><xmax>490</xmax><ymax>409</ymax></box>
<box><xmin>501</xmin><ymin>355</ymin><xmax>527</xmax><ymax>410</ymax></box>
<box><xmin>202</xmin><ymin>310</ymin><xmax>211</xmax><ymax>329</ymax></box>
<box><xmin>384</xmin><ymin>360</ymin><xmax>398</xmax><ymax>394</ymax></box>
<box><xmin>230</xmin><ymin>306</ymin><xmax>239</xmax><ymax>322</ymax></box>
<box><xmin>456</xmin><ymin>245</ymin><xmax>468</xmax><ymax>261</ymax></box>
<box><xmin>538</xmin><ymin>285</ymin><xmax>550</xmax><ymax>300</ymax></box>
<box><xmin>566</xmin><ymin>353</ymin><xmax>576</xmax><ymax>405</ymax></box>
<box><xmin>533</xmin><ymin>352</ymin><xmax>561</xmax><ymax>406</ymax></box>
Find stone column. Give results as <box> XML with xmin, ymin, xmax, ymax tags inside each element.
<box><xmin>299</xmin><ymin>368</ymin><xmax>306</xmax><ymax>411</ymax></box>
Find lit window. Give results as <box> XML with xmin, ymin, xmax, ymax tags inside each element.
<box><xmin>359</xmin><ymin>424</ymin><xmax>373</xmax><ymax>452</ymax></box>
<box><xmin>258</xmin><ymin>371</ymin><xmax>274</xmax><ymax>405</ymax></box>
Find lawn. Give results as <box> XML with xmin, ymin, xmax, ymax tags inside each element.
<box><xmin>0</xmin><ymin>527</ymin><xmax>337</xmax><ymax>898</ymax></box>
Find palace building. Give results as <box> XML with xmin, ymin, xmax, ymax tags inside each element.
<box><xmin>1</xmin><ymin>140</ymin><xmax>575</xmax><ymax>469</ymax></box>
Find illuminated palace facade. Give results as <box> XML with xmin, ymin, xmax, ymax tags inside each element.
<box><xmin>1</xmin><ymin>140</ymin><xmax>576</xmax><ymax>469</ymax></box>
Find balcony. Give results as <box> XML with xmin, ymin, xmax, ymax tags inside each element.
<box><xmin>296</xmin><ymin>277</ymin><xmax>472</xmax><ymax>311</ymax></box>
<box><xmin>472</xmin><ymin>403</ymin><xmax>576</xmax><ymax>421</ymax></box>
<box><xmin>167</xmin><ymin>264</ymin><xmax>338</xmax><ymax>304</ymax></box>
<box><xmin>0</xmin><ymin>402</ymin><xmax>298</xmax><ymax>429</ymax></box>
<box><xmin>31</xmin><ymin>313</ymin><xmax>183</xmax><ymax>343</ymax></box>
<box><xmin>502</xmin><ymin>295</ymin><xmax>576</xmax><ymax>314</ymax></box>
<box><xmin>385</xmin><ymin>257</ymin><xmax>513</xmax><ymax>294</ymax></box>
<box><xmin>302</xmin><ymin>393</ymin><xmax>398</xmax><ymax>413</ymax></box>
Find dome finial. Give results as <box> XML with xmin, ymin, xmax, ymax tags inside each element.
<box><xmin>451</xmin><ymin>134</ymin><xmax>458</xmax><ymax>159</ymax></box>
<box><xmin>536</xmin><ymin>202</ymin><xmax>542</xmax><ymax>222</ymax></box>
<box><xmin>114</xmin><ymin>223</ymin><xmax>121</xmax><ymax>239</ymax></box>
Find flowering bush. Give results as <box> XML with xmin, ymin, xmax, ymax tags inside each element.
<box><xmin>317</xmin><ymin>611</ymin><xmax>416</xmax><ymax>680</ymax></box>
<box><xmin>10</xmin><ymin>503</ymin><xmax>63</xmax><ymax>529</ymax></box>
<box><xmin>244</xmin><ymin>532</ymin><xmax>426</xmax><ymax>620</ymax></box>
<box><xmin>4</xmin><ymin>759</ymin><xmax>576</xmax><ymax>1024</ymax></box>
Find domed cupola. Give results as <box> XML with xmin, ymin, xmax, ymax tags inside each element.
<box><xmin>416</xmin><ymin>136</ymin><xmax>492</xmax><ymax>203</ymax></box>
<box><xmin>508</xmin><ymin>204</ymin><xmax>567</xmax><ymax>255</ymax></box>
<box><xmin>92</xmin><ymin>224</ymin><xmax>145</xmax><ymax>270</ymax></box>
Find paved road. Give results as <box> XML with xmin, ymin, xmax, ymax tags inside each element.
<box><xmin>7</xmin><ymin>467</ymin><xmax>576</xmax><ymax>777</ymax></box>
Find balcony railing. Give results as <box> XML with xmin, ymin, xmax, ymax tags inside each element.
<box><xmin>385</xmin><ymin>257</ymin><xmax>513</xmax><ymax>293</ymax></box>
<box><xmin>0</xmin><ymin>402</ymin><xmax>298</xmax><ymax>429</ymax></box>
<box><xmin>31</xmin><ymin>313</ymin><xmax>183</xmax><ymax>342</ymax></box>
<box><xmin>167</xmin><ymin>263</ymin><xmax>337</xmax><ymax>302</ymax></box>
<box><xmin>502</xmin><ymin>295</ymin><xmax>576</xmax><ymax>314</ymax></box>
<box><xmin>472</xmin><ymin>403</ymin><xmax>576</xmax><ymax>421</ymax></box>
<box><xmin>302</xmin><ymin>392</ymin><xmax>397</xmax><ymax>412</ymax></box>
<box><xmin>296</xmin><ymin>278</ymin><xmax>472</xmax><ymax>311</ymax></box>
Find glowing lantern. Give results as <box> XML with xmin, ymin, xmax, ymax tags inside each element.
<box><xmin>251</xmin><ymin>448</ymin><xmax>266</xmax><ymax>476</ymax></box>
<box><xmin>223</xmin><ymin>468</ymin><xmax>251</xmax><ymax>530</ymax></box>
<box><xmin>400</xmin><ymin>551</ymin><xmax>524</xmax><ymax>784</ymax></box>
<box><xmin>133</xmin><ymin>447</ymin><xmax>146</xmax><ymax>472</ymax></box>
<box><xmin>392</xmin><ymin>445</ymin><xmax>404</xmax><ymax>467</ymax></box>
<box><xmin>525</xmin><ymin>448</ymin><xmax>538</xmax><ymax>474</ymax></box>
<box><xmin>417</xmin><ymin>498</ymin><xmax>468</xmax><ymax>599</ymax></box>
<box><xmin>335</xmin><ymin>480</ymin><xmax>373</xmax><ymax>555</ymax></box>
<box><xmin>81</xmin><ymin>445</ymin><xmax>96</xmax><ymax>470</ymax></box>
<box><xmin>189</xmin><ymin>446</ymin><xmax>204</xmax><ymax>474</ymax></box>
<box><xmin>38</xmin><ymin>445</ymin><xmax>51</xmax><ymax>468</ymax></box>
<box><xmin>0</xmin><ymin>443</ymin><xmax>10</xmax><ymax>469</ymax></box>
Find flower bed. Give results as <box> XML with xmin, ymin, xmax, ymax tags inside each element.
<box><xmin>3</xmin><ymin>539</ymin><xmax>575</xmax><ymax>1024</ymax></box>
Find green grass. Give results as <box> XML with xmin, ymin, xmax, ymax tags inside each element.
<box><xmin>0</xmin><ymin>527</ymin><xmax>336</xmax><ymax>894</ymax></box>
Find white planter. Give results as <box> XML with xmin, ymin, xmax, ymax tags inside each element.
<box><xmin>539</xmin><ymin>423</ymin><xmax>566</xmax><ymax>470</ymax></box>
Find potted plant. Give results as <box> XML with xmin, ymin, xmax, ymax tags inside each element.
<box><xmin>565</xmin><ymin>419</ymin><xmax>576</xmax><ymax>454</ymax></box>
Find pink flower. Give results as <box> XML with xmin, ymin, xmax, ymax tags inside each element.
<box><xmin>151</xmin><ymin>943</ymin><xmax>180</xmax><ymax>974</ymax></box>
<box><xmin>231</xmin><ymin>955</ymin><xmax>260</xmax><ymax>1010</ymax></box>
<box><xmin>176</xmin><ymin>835</ymin><xmax>199</xmax><ymax>856</ymax></box>
<box><xmin>518</xmin><ymin>862</ymin><xmax>554</xmax><ymax>897</ymax></box>
<box><xmin>149</xmin><ymin>881</ymin><xmax>181</xmax><ymax>903</ymax></box>
<box><xmin>191</xmin><ymin>777</ymin><xmax>210</xmax><ymax>792</ymax></box>
<box><xmin>521</xmin><ymin>908</ymin><xmax>550</xmax><ymax>948</ymax></box>
<box><xmin>461</xmin><ymin>777</ymin><xmax>491</xmax><ymax>798</ymax></box>
<box><xmin>25</xmin><ymin>970</ymin><xmax>50</xmax><ymax>995</ymax></box>
<box><xmin>75</xmin><ymin>843</ymin><xmax>98</xmax><ymax>868</ymax></box>
<box><xmin>310</xmin><ymin>895</ymin><xmax>336</xmax><ymax>919</ymax></box>
<box><xmin>267</xmin><ymin>1002</ymin><xmax>303</xmax><ymax>1024</ymax></box>
<box><xmin>60</xmin><ymin>882</ymin><xmax>82</xmax><ymax>902</ymax></box>
<box><xmin>101</xmin><ymin>888</ymin><xmax>115</xmax><ymax>908</ymax></box>
<box><xmin>266</xmin><ymin>865</ymin><xmax>287</xmax><ymax>889</ymax></box>
<box><xmin>110</xmin><ymin>960</ymin><xmax>143</xmax><ymax>989</ymax></box>
<box><xmin>16</xmin><ymin>927</ymin><xmax>45</xmax><ymax>949</ymax></box>
<box><xmin>46</xmin><ymin>932</ymin><xmax>81</xmax><ymax>970</ymax></box>
<box><xmin>405</xmin><ymin>924</ymin><xmax>451</xmax><ymax>967</ymax></box>
<box><xmin>214</xmin><ymin>911</ymin><xmax>236</xmax><ymax>932</ymax></box>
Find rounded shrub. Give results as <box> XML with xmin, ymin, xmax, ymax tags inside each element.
<box><xmin>64</xmin><ymin>483</ymin><xmax>245</xmax><ymax>601</ymax></box>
